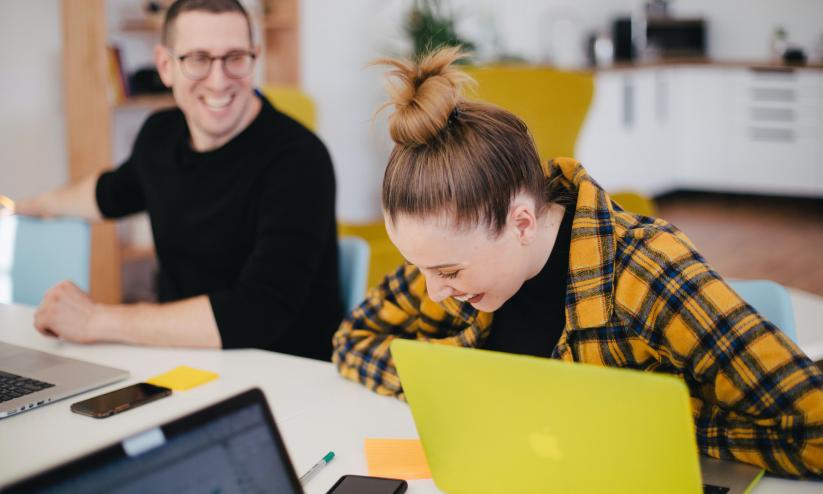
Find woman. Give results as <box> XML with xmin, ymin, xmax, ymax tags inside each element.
<box><xmin>332</xmin><ymin>46</ymin><xmax>823</xmax><ymax>477</ymax></box>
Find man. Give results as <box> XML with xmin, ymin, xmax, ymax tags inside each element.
<box><xmin>15</xmin><ymin>0</ymin><xmax>342</xmax><ymax>360</ymax></box>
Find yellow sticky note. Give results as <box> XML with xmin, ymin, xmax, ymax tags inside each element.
<box><xmin>147</xmin><ymin>366</ymin><xmax>219</xmax><ymax>391</ymax></box>
<box><xmin>365</xmin><ymin>438</ymin><xmax>431</xmax><ymax>480</ymax></box>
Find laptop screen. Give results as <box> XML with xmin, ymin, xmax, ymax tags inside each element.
<box><xmin>6</xmin><ymin>388</ymin><xmax>303</xmax><ymax>494</ymax></box>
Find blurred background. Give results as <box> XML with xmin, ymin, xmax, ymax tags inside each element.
<box><xmin>1</xmin><ymin>0</ymin><xmax>822</xmax><ymax>303</ymax></box>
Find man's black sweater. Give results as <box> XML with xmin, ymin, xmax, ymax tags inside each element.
<box><xmin>96</xmin><ymin>94</ymin><xmax>342</xmax><ymax>360</ymax></box>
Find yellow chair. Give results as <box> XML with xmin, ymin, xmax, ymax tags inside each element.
<box><xmin>610</xmin><ymin>191</ymin><xmax>658</xmax><ymax>217</ymax></box>
<box><xmin>463</xmin><ymin>65</ymin><xmax>594</xmax><ymax>160</ymax></box>
<box><xmin>260</xmin><ymin>85</ymin><xmax>317</xmax><ymax>131</ymax></box>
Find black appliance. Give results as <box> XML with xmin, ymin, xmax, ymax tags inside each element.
<box><xmin>612</xmin><ymin>17</ymin><xmax>635</xmax><ymax>62</ymax></box>
<box><xmin>645</xmin><ymin>18</ymin><xmax>707</xmax><ymax>58</ymax></box>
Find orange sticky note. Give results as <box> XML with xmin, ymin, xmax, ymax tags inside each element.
<box><xmin>364</xmin><ymin>438</ymin><xmax>432</xmax><ymax>480</ymax></box>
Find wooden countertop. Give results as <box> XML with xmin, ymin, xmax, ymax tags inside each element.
<box><xmin>594</xmin><ymin>57</ymin><xmax>823</xmax><ymax>72</ymax></box>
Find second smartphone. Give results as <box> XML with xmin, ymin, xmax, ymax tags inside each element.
<box><xmin>326</xmin><ymin>475</ymin><xmax>407</xmax><ymax>494</ymax></box>
<box><xmin>70</xmin><ymin>382</ymin><xmax>171</xmax><ymax>418</ymax></box>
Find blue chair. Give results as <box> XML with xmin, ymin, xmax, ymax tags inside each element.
<box><xmin>338</xmin><ymin>236</ymin><xmax>370</xmax><ymax>314</ymax></box>
<box><xmin>0</xmin><ymin>216</ymin><xmax>90</xmax><ymax>306</ymax></box>
<box><xmin>728</xmin><ymin>279</ymin><xmax>797</xmax><ymax>343</ymax></box>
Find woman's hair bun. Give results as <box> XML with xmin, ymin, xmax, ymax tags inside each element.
<box><xmin>376</xmin><ymin>45</ymin><xmax>474</xmax><ymax>146</ymax></box>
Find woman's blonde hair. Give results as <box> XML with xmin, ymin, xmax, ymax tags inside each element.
<box><xmin>378</xmin><ymin>46</ymin><xmax>565</xmax><ymax>236</ymax></box>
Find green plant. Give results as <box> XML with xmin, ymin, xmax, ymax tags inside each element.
<box><xmin>406</xmin><ymin>0</ymin><xmax>475</xmax><ymax>60</ymax></box>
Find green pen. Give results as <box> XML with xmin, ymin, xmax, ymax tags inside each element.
<box><xmin>299</xmin><ymin>451</ymin><xmax>335</xmax><ymax>484</ymax></box>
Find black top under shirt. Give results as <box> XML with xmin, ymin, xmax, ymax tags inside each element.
<box><xmin>483</xmin><ymin>207</ymin><xmax>574</xmax><ymax>358</ymax></box>
<box><xmin>96</xmin><ymin>93</ymin><xmax>342</xmax><ymax>360</ymax></box>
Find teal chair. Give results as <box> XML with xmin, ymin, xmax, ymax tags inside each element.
<box><xmin>338</xmin><ymin>236</ymin><xmax>370</xmax><ymax>313</ymax></box>
<box><xmin>0</xmin><ymin>216</ymin><xmax>90</xmax><ymax>306</ymax></box>
<box><xmin>728</xmin><ymin>279</ymin><xmax>797</xmax><ymax>343</ymax></box>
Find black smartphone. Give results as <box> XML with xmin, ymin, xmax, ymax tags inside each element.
<box><xmin>70</xmin><ymin>383</ymin><xmax>172</xmax><ymax>418</ymax></box>
<box><xmin>326</xmin><ymin>475</ymin><xmax>407</xmax><ymax>494</ymax></box>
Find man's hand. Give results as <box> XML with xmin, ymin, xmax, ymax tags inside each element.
<box><xmin>31</xmin><ymin>283</ymin><xmax>220</xmax><ymax>348</ymax></box>
<box><xmin>14</xmin><ymin>195</ymin><xmax>53</xmax><ymax>218</ymax></box>
<box><xmin>34</xmin><ymin>281</ymin><xmax>101</xmax><ymax>343</ymax></box>
<box><xmin>13</xmin><ymin>173</ymin><xmax>103</xmax><ymax>221</ymax></box>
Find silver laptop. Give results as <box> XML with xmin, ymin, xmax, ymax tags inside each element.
<box><xmin>0</xmin><ymin>341</ymin><xmax>129</xmax><ymax>419</ymax></box>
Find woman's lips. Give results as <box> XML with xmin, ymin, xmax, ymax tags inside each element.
<box><xmin>454</xmin><ymin>293</ymin><xmax>484</xmax><ymax>304</ymax></box>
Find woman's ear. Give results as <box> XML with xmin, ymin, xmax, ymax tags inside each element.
<box><xmin>510</xmin><ymin>201</ymin><xmax>538</xmax><ymax>245</ymax></box>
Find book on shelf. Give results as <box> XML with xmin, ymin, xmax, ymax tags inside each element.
<box><xmin>106</xmin><ymin>45</ymin><xmax>130</xmax><ymax>105</ymax></box>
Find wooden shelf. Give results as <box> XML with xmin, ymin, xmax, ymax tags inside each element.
<box><xmin>261</xmin><ymin>0</ymin><xmax>297</xmax><ymax>30</ymax></box>
<box><xmin>121</xmin><ymin>244</ymin><xmax>155</xmax><ymax>262</ymax></box>
<box><xmin>261</xmin><ymin>12</ymin><xmax>297</xmax><ymax>31</ymax></box>
<box><xmin>263</xmin><ymin>19</ymin><xmax>296</xmax><ymax>31</ymax></box>
<box><xmin>262</xmin><ymin>0</ymin><xmax>300</xmax><ymax>86</ymax></box>
<box><xmin>119</xmin><ymin>17</ymin><xmax>162</xmax><ymax>33</ymax></box>
<box><xmin>115</xmin><ymin>94</ymin><xmax>176</xmax><ymax>111</ymax></box>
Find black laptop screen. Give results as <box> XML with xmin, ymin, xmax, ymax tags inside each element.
<box><xmin>6</xmin><ymin>389</ymin><xmax>303</xmax><ymax>494</ymax></box>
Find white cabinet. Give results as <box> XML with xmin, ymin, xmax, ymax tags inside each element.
<box><xmin>576</xmin><ymin>71</ymin><xmax>629</xmax><ymax>190</ymax></box>
<box><xmin>670</xmin><ymin>67</ymin><xmax>736</xmax><ymax>191</ymax></box>
<box><xmin>728</xmin><ymin>69</ymin><xmax>821</xmax><ymax>195</ymax></box>
<box><xmin>577</xmin><ymin>65</ymin><xmax>823</xmax><ymax>198</ymax></box>
<box><xmin>635</xmin><ymin>68</ymin><xmax>677</xmax><ymax>194</ymax></box>
<box><xmin>577</xmin><ymin>69</ymin><xmax>675</xmax><ymax>195</ymax></box>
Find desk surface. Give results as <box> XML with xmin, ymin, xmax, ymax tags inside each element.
<box><xmin>2</xmin><ymin>290</ymin><xmax>823</xmax><ymax>493</ymax></box>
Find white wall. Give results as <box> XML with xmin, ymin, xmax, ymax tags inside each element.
<box><xmin>300</xmin><ymin>0</ymin><xmax>409</xmax><ymax>223</ymax></box>
<box><xmin>670</xmin><ymin>0</ymin><xmax>823</xmax><ymax>61</ymax></box>
<box><xmin>0</xmin><ymin>0</ymin><xmax>67</xmax><ymax>200</ymax></box>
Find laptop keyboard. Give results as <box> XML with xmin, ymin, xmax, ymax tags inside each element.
<box><xmin>703</xmin><ymin>484</ymin><xmax>730</xmax><ymax>494</ymax></box>
<box><xmin>0</xmin><ymin>371</ymin><xmax>55</xmax><ymax>403</ymax></box>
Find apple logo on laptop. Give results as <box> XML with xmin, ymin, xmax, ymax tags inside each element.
<box><xmin>528</xmin><ymin>428</ymin><xmax>565</xmax><ymax>460</ymax></box>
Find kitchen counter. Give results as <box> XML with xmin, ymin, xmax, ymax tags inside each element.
<box><xmin>595</xmin><ymin>57</ymin><xmax>823</xmax><ymax>72</ymax></box>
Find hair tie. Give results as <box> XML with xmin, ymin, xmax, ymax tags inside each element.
<box><xmin>447</xmin><ymin>106</ymin><xmax>461</xmax><ymax>127</ymax></box>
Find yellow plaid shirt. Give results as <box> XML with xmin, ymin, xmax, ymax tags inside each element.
<box><xmin>332</xmin><ymin>158</ymin><xmax>823</xmax><ymax>478</ymax></box>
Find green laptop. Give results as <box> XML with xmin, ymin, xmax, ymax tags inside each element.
<box><xmin>390</xmin><ymin>339</ymin><xmax>764</xmax><ymax>494</ymax></box>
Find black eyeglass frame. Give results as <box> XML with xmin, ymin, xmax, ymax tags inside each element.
<box><xmin>169</xmin><ymin>49</ymin><xmax>257</xmax><ymax>80</ymax></box>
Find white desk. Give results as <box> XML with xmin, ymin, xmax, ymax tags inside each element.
<box><xmin>2</xmin><ymin>290</ymin><xmax>823</xmax><ymax>493</ymax></box>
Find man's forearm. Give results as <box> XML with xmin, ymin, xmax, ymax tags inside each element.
<box><xmin>15</xmin><ymin>173</ymin><xmax>103</xmax><ymax>220</ymax></box>
<box><xmin>91</xmin><ymin>295</ymin><xmax>222</xmax><ymax>348</ymax></box>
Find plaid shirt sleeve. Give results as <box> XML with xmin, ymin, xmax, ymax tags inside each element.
<box><xmin>615</xmin><ymin>223</ymin><xmax>823</xmax><ymax>478</ymax></box>
<box><xmin>332</xmin><ymin>264</ymin><xmax>491</xmax><ymax>398</ymax></box>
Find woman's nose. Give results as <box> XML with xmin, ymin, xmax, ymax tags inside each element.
<box><xmin>425</xmin><ymin>275</ymin><xmax>453</xmax><ymax>302</ymax></box>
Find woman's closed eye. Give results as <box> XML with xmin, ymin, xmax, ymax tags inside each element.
<box><xmin>437</xmin><ymin>270</ymin><xmax>460</xmax><ymax>279</ymax></box>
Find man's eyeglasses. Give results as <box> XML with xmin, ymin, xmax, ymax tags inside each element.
<box><xmin>170</xmin><ymin>50</ymin><xmax>256</xmax><ymax>80</ymax></box>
